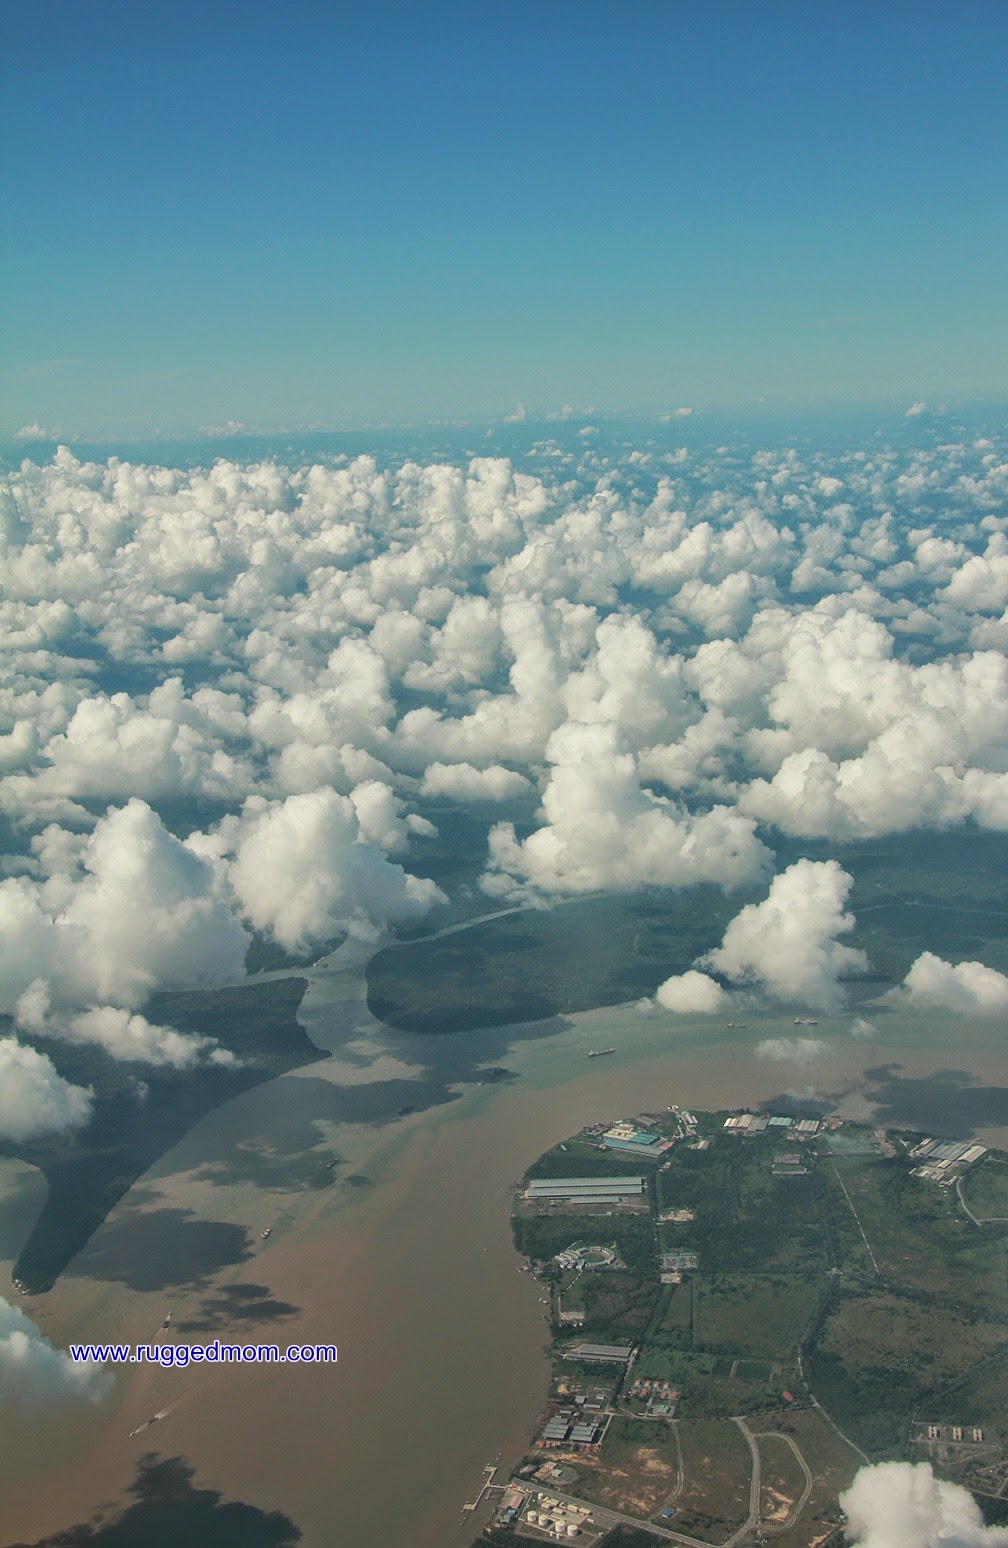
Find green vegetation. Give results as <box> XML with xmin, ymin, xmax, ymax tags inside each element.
<box><xmin>659</xmin><ymin>1280</ymin><xmax>692</xmax><ymax>1338</ymax></box>
<box><xmin>507</xmin><ymin>1106</ymin><xmax>1008</xmax><ymax>1541</ymax></box>
<box><xmin>560</xmin><ymin>1415</ymin><xmax>679</xmax><ymax>1518</ymax></box>
<box><xmin>753</xmin><ymin>1409</ymin><xmax>857</xmax><ymax>1548</ymax></box>
<box><xmin>830</xmin><ymin>1153</ymin><xmax>1008</xmax><ymax>1314</ymax></box>
<box><xmin>671</xmin><ymin>1419</ymin><xmax>752</xmax><ymax>1540</ymax></box>
<box><xmin>369</xmin><ymin>830</ymin><xmax>1008</xmax><ymax>1037</ymax></box>
<box><xmin>595</xmin><ymin>1530</ymin><xmax>661</xmax><ymax>1548</ymax></box>
<box><xmin>367</xmin><ymin>885</ymin><xmax>742</xmax><ymax>1033</ymax></box>
<box><xmin>809</xmin><ymin>1287</ymin><xmax>1006</xmax><ymax>1455</ymax></box>
<box><xmin>2</xmin><ymin>979</ymin><xmax>321</xmax><ymax>1292</ymax></box>
<box><xmin>693</xmin><ymin>1274</ymin><xmax>821</xmax><ymax>1360</ymax></box>
<box><xmin>961</xmin><ymin>1152</ymin><xmax>1008</xmax><ymax>1222</ymax></box>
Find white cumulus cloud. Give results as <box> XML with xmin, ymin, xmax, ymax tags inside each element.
<box><xmin>0</xmin><ymin>1039</ymin><xmax>92</xmax><ymax>1141</ymax></box>
<box><xmin>63</xmin><ymin>1007</ymin><xmax>238</xmax><ymax>1069</ymax></box>
<box><xmin>0</xmin><ymin>1295</ymin><xmax>108</xmax><ymax>1410</ymax></box>
<box><xmin>482</xmin><ymin>720</ymin><xmax>771</xmax><ymax>899</ymax></box>
<box><xmin>654</xmin><ymin>970</ymin><xmax>728</xmax><ymax>1013</ymax></box>
<box><xmin>756</xmin><ymin>1036</ymin><xmax>826</xmax><ymax>1066</ymax></box>
<box><xmin>894</xmin><ymin>952</ymin><xmax>1008</xmax><ymax>1014</ymax></box>
<box><xmin>420</xmin><ymin>761</ymin><xmax>532</xmax><ymax>802</ymax></box>
<box><xmin>702</xmin><ymin>859</ymin><xmax>869</xmax><ymax>1010</ymax></box>
<box><xmin>201</xmin><ymin>788</ymin><xmax>446</xmax><ymax>952</ymax></box>
<box><xmin>841</xmin><ymin>1460</ymin><xmax>1008</xmax><ymax>1547</ymax></box>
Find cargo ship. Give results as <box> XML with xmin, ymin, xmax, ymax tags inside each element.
<box><xmin>587</xmin><ymin>1048</ymin><xmax>615</xmax><ymax>1058</ymax></box>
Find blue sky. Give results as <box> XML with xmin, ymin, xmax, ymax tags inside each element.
<box><xmin>2</xmin><ymin>0</ymin><xmax>1006</xmax><ymax>434</ymax></box>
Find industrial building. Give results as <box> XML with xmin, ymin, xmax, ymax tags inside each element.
<box><xmin>523</xmin><ymin>1493</ymin><xmax>594</xmax><ymax>1537</ymax></box>
<box><xmin>661</xmin><ymin>1250</ymin><xmax>698</xmax><ymax>1271</ymax></box>
<box><xmin>525</xmin><ymin>1176</ymin><xmax>646</xmax><ymax>1204</ymax></box>
<box><xmin>911</xmin><ymin>1136</ymin><xmax>987</xmax><ymax>1184</ymax></box>
<box><xmin>564</xmin><ymin>1342</ymin><xmax>634</xmax><ymax>1364</ymax></box>
<box><xmin>600</xmin><ymin>1123</ymin><xmax>672</xmax><ymax>1157</ymax></box>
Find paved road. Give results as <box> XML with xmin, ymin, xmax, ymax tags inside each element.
<box><xmin>957</xmin><ymin>1175</ymin><xmax>1008</xmax><ymax>1226</ymax></box>
<box><xmin>729</xmin><ymin>1417</ymin><xmax>761</xmax><ymax>1547</ymax></box>
<box><xmin>754</xmin><ymin>1428</ymin><xmax>815</xmax><ymax>1531</ymax></box>
<box><xmin>511</xmin><ymin>1482</ymin><xmax>732</xmax><ymax>1548</ymax></box>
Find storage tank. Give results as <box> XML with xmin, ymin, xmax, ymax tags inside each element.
<box><xmin>567</xmin><ymin>1526</ymin><xmax>580</xmax><ymax>1537</ymax></box>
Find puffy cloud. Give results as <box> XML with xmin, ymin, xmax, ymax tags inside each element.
<box><xmin>563</xmin><ymin>615</ymin><xmax>695</xmax><ymax>741</ymax></box>
<box><xmin>62</xmin><ymin>1007</ymin><xmax>238</xmax><ymax>1069</ymax></box>
<box><xmin>420</xmin><ymin>761</ymin><xmax>532</xmax><ymax>802</ymax></box>
<box><xmin>0</xmin><ymin>1038</ymin><xmax>92</xmax><ymax>1140</ymax></box>
<box><xmin>841</xmin><ymin>1461</ymin><xmax>1008</xmax><ymax>1547</ymax></box>
<box><xmin>654</xmin><ymin>971</ymin><xmax>727</xmax><ymax>1013</ymax></box>
<box><xmin>349</xmin><ymin>779</ymin><xmax>416</xmax><ymax>854</ymax></box>
<box><xmin>736</xmin><ymin>629</ymin><xmax>1008</xmax><ymax>838</ymax></box>
<box><xmin>894</xmin><ymin>952</ymin><xmax>1008</xmax><ymax>1014</ymax></box>
<box><xmin>483</xmin><ymin>720</ymin><xmax>771</xmax><ymax>899</ymax></box>
<box><xmin>59</xmin><ymin>800</ymin><xmax>249</xmax><ymax>1006</ymax></box>
<box><xmin>0</xmin><ymin>800</ymin><xmax>249</xmax><ymax>1017</ymax></box>
<box><xmin>756</xmin><ymin>1037</ymin><xmax>825</xmax><ymax>1065</ymax></box>
<box><xmin>0</xmin><ymin>1295</ymin><xmax>108</xmax><ymax>1410</ymax></box>
<box><xmin>207</xmin><ymin>788</ymin><xmax>446</xmax><ymax>952</ymax></box>
<box><xmin>0</xmin><ymin>680</ymin><xmax>255</xmax><ymax>820</ymax></box>
<box><xmin>942</xmin><ymin>534</ymin><xmax>1008</xmax><ymax>614</ymax></box>
<box><xmin>702</xmin><ymin>860</ymin><xmax>869</xmax><ymax>1010</ymax></box>
<box><xmin>0</xmin><ymin>720</ymin><xmax>40</xmax><ymax>772</ymax></box>
<box><xmin>3</xmin><ymin>431</ymin><xmax>1008</xmax><ymax>1054</ymax></box>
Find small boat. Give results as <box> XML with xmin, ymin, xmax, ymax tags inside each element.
<box><xmin>588</xmin><ymin>1048</ymin><xmax>615</xmax><ymax>1058</ymax></box>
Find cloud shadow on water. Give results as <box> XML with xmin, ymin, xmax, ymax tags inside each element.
<box><xmin>8</xmin><ymin>1453</ymin><xmax>301</xmax><ymax>1547</ymax></box>
<box><xmin>862</xmin><ymin>1064</ymin><xmax>1008</xmax><ymax>1135</ymax></box>
<box><xmin>176</xmin><ymin>1282</ymin><xmax>300</xmax><ymax>1333</ymax></box>
<box><xmin>71</xmin><ymin>1206</ymin><xmax>252</xmax><ymax>1292</ymax></box>
<box><xmin>189</xmin><ymin>1124</ymin><xmax>341</xmax><ymax>1194</ymax></box>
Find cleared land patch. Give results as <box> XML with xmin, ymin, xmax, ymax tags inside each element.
<box><xmin>668</xmin><ymin>1418</ymin><xmax>752</xmax><ymax>1543</ymax></box>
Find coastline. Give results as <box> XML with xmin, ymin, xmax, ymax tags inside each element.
<box><xmin>2</xmin><ymin>936</ymin><xmax>1007</xmax><ymax>1546</ymax></box>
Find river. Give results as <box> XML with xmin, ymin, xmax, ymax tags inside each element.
<box><xmin>1</xmin><ymin>930</ymin><xmax>1006</xmax><ymax>1547</ymax></box>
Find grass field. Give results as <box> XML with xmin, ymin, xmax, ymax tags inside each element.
<box><xmin>830</xmin><ymin>1154</ymin><xmax>1008</xmax><ymax>1313</ymax></box>
<box><xmin>809</xmin><ymin>1287</ymin><xmax>1007</xmax><ymax>1455</ymax></box>
<box><xmin>659</xmin><ymin>1280</ymin><xmax>693</xmax><ymax>1339</ymax></box>
<box><xmin>693</xmin><ymin>1274</ymin><xmax>822</xmax><ymax>1359</ymax></box>
<box><xmin>669</xmin><ymin>1419</ymin><xmax>752</xmax><ymax>1544</ymax></box>
<box><xmin>558</xmin><ymin>1417</ymin><xmax>680</xmax><ymax>1518</ymax></box>
<box><xmin>752</xmin><ymin>1408</ymin><xmax>860</xmax><ymax>1548</ymax></box>
<box><xmin>757</xmin><ymin>1433</ymin><xmax>809</xmax><ymax>1530</ymax></box>
<box><xmin>961</xmin><ymin>1153</ymin><xmax>1008</xmax><ymax>1223</ymax></box>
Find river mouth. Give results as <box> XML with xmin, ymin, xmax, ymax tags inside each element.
<box><xmin>2</xmin><ymin>934</ymin><xmax>1006</xmax><ymax>1548</ymax></box>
